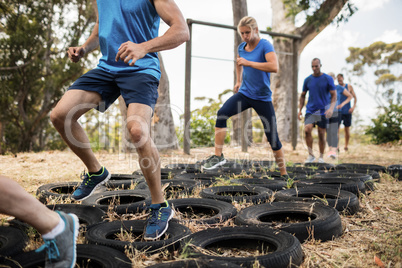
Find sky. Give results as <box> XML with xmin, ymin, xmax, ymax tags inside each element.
<box><xmin>158</xmin><ymin>0</ymin><xmax>402</xmax><ymax>126</ymax></box>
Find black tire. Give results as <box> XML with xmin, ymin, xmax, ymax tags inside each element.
<box><xmin>235</xmin><ymin>201</ymin><xmax>343</xmax><ymax>242</ymax></box>
<box><xmin>106</xmin><ymin>174</ymin><xmax>145</xmax><ymax>190</ymax></box>
<box><xmin>7</xmin><ymin>244</ymin><xmax>132</xmax><ymax>268</ymax></box>
<box><xmin>387</xmin><ymin>164</ymin><xmax>402</xmax><ymax>180</ymax></box>
<box><xmin>274</xmin><ymin>186</ymin><xmax>360</xmax><ymax>214</ymax></box>
<box><xmin>36</xmin><ymin>181</ymin><xmax>81</xmax><ymax>203</ymax></box>
<box><xmin>303</xmin><ymin>162</ymin><xmax>336</xmax><ymax>171</ymax></box>
<box><xmin>204</xmin><ymin>167</ymin><xmax>253</xmax><ymax>176</ymax></box>
<box><xmin>165</xmin><ymin>163</ymin><xmax>202</xmax><ymax>173</ymax></box>
<box><xmin>251</xmin><ymin>160</ymin><xmax>275</xmax><ymax>169</ymax></box>
<box><xmin>312</xmin><ymin>172</ymin><xmax>375</xmax><ymax>191</ymax></box>
<box><xmin>174</xmin><ymin>173</ymin><xmax>229</xmax><ymax>186</ymax></box>
<box><xmin>46</xmin><ymin>204</ymin><xmax>106</xmax><ymax>227</ymax></box>
<box><xmin>85</xmin><ymin>220</ymin><xmax>191</xmax><ymax>253</ymax></box>
<box><xmin>81</xmin><ymin>190</ymin><xmax>151</xmax><ymax>211</ymax></box>
<box><xmin>294</xmin><ymin>177</ymin><xmax>366</xmax><ymax>195</ymax></box>
<box><xmin>147</xmin><ymin>259</ymin><xmax>242</xmax><ymax>267</ymax></box>
<box><xmin>200</xmin><ymin>185</ymin><xmax>274</xmax><ymax>204</ymax></box>
<box><xmin>161</xmin><ymin>168</ymin><xmax>185</xmax><ymax>179</ymax></box>
<box><xmin>230</xmin><ymin>178</ymin><xmax>287</xmax><ymax>191</ymax></box>
<box><xmin>0</xmin><ymin>226</ymin><xmax>28</xmax><ymax>257</ymax></box>
<box><xmin>181</xmin><ymin>226</ymin><xmax>303</xmax><ymax>268</ymax></box>
<box><xmin>135</xmin><ymin>179</ymin><xmax>201</xmax><ymax>199</ymax></box>
<box><xmin>253</xmin><ymin>172</ymin><xmax>308</xmax><ymax>180</ymax></box>
<box><xmin>169</xmin><ymin>198</ymin><xmax>237</xmax><ymax>225</ymax></box>
<box><xmin>336</xmin><ymin>163</ymin><xmax>386</xmax><ymax>173</ymax></box>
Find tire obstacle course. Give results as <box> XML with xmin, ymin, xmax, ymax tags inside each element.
<box><xmin>1</xmin><ymin>161</ymin><xmax>400</xmax><ymax>267</ymax></box>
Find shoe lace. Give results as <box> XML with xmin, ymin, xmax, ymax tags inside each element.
<box><xmin>148</xmin><ymin>207</ymin><xmax>161</xmax><ymax>225</ymax></box>
<box><xmin>80</xmin><ymin>171</ymin><xmax>94</xmax><ymax>187</ymax></box>
<box><xmin>36</xmin><ymin>239</ymin><xmax>60</xmax><ymax>262</ymax></box>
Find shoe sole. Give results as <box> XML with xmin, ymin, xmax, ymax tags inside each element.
<box><xmin>143</xmin><ymin>209</ymin><xmax>175</xmax><ymax>241</ymax></box>
<box><xmin>71</xmin><ymin>173</ymin><xmax>111</xmax><ymax>201</ymax></box>
<box><xmin>69</xmin><ymin>213</ymin><xmax>80</xmax><ymax>268</ymax></box>
<box><xmin>202</xmin><ymin>159</ymin><xmax>227</xmax><ymax>171</ymax></box>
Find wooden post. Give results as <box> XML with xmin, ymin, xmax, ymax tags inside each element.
<box><xmin>292</xmin><ymin>40</ymin><xmax>299</xmax><ymax>150</ymax></box>
<box><xmin>183</xmin><ymin>19</ymin><xmax>192</xmax><ymax>155</ymax></box>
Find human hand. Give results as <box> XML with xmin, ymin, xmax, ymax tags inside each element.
<box><xmin>236</xmin><ymin>56</ymin><xmax>249</xmax><ymax>67</ymax></box>
<box><xmin>67</xmin><ymin>47</ymin><xmax>86</xmax><ymax>63</ymax></box>
<box><xmin>325</xmin><ymin>109</ymin><xmax>333</xmax><ymax>118</ymax></box>
<box><xmin>298</xmin><ymin>111</ymin><xmax>303</xmax><ymax>121</ymax></box>
<box><xmin>349</xmin><ymin>107</ymin><xmax>355</xmax><ymax>114</ymax></box>
<box><xmin>233</xmin><ymin>83</ymin><xmax>240</xmax><ymax>93</ymax></box>
<box><xmin>115</xmin><ymin>41</ymin><xmax>147</xmax><ymax>66</ymax></box>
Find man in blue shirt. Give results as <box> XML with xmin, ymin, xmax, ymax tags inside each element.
<box><xmin>298</xmin><ymin>58</ymin><xmax>336</xmax><ymax>163</ymax></box>
<box><xmin>51</xmin><ymin>0</ymin><xmax>189</xmax><ymax>240</ymax></box>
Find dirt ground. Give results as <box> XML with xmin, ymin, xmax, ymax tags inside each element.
<box><xmin>0</xmin><ymin>140</ymin><xmax>401</xmax><ymax>267</ymax></box>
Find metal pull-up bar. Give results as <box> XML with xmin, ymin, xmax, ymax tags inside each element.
<box><xmin>183</xmin><ymin>19</ymin><xmax>301</xmax><ymax>155</ymax></box>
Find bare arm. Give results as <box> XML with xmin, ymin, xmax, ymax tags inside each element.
<box><xmin>234</xmin><ymin>55</ymin><xmax>243</xmax><ymax>93</ymax></box>
<box><xmin>325</xmin><ymin>90</ymin><xmax>337</xmax><ymax>118</ymax></box>
<box><xmin>67</xmin><ymin>6</ymin><xmax>100</xmax><ymax>63</ymax></box>
<box><xmin>116</xmin><ymin>0</ymin><xmax>189</xmax><ymax>66</ymax></box>
<box><xmin>298</xmin><ymin>91</ymin><xmax>306</xmax><ymax>120</ymax></box>
<box><xmin>337</xmin><ymin>89</ymin><xmax>352</xmax><ymax>110</ymax></box>
<box><xmin>236</xmin><ymin>52</ymin><xmax>278</xmax><ymax>73</ymax></box>
<box><xmin>348</xmin><ymin>84</ymin><xmax>357</xmax><ymax>113</ymax></box>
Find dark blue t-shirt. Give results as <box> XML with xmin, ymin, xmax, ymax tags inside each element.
<box><xmin>302</xmin><ymin>73</ymin><xmax>336</xmax><ymax>115</ymax></box>
<box><xmin>339</xmin><ymin>84</ymin><xmax>351</xmax><ymax>114</ymax></box>
<box><xmin>238</xmin><ymin>39</ymin><xmax>275</xmax><ymax>102</ymax></box>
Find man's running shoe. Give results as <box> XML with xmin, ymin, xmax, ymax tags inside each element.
<box><xmin>36</xmin><ymin>211</ymin><xmax>79</xmax><ymax>268</ymax></box>
<box><xmin>144</xmin><ymin>201</ymin><xmax>174</xmax><ymax>240</ymax></box>
<box><xmin>202</xmin><ymin>154</ymin><xmax>227</xmax><ymax>170</ymax></box>
<box><xmin>304</xmin><ymin>155</ymin><xmax>316</xmax><ymax>163</ymax></box>
<box><xmin>71</xmin><ymin>166</ymin><xmax>110</xmax><ymax>201</ymax></box>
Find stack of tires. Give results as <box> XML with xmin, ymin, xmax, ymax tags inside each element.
<box><xmin>2</xmin><ymin>160</ymin><xmax>399</xmax><ymax>267</ymax></box>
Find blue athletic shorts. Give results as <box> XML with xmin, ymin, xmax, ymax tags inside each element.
<box><xmin>305</xmin><ymin>113</ymin><xmax>328</xmax><ymax>129</ymax></box>
<box><xmin>339</xmin><ymin>113</ymin><xmax>352</xmax><ymax>127</ymax></box>
<box><xmin>68</xmin><ymin>68</ymin><xmax>159</xmax><ymax>112</ymax></box>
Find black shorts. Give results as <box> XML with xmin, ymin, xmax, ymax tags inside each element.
<box><xmin>339</xmin><ymin>114</ymin><xmax>352</xmax><ymax>127</ymax></box>
<box><xmin>305</xmin><ymin>113</ymin><xmax>328</xmax><ymax>129</ymax></box>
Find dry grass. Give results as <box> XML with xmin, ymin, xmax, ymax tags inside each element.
<box><xmin>0</xmin><ymin>140</ymin><xmax>401</xmax><ymax>267</ymax></box>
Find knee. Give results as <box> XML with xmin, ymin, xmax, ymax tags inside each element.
<box><xmin>304</xmin><ymin>126</ymin><xmax>312</xmax><ymax>136</ymax></box>
<box><xmin>128</xmin><ymin>124</ymin><xmax>148</xmax><ymax>145</ymax></box>
<box><xmin>50</xmin><ymin>109</ymin><xmax>66</xmax><ymax>129</ymax></box>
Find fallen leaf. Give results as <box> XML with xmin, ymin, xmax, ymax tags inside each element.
<box><xmin>374</xmin><ymin>255</ymin><xmax>385</xmax><ymax>268</ymax></box>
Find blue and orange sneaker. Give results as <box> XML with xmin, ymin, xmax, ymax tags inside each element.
<box><xmin>144</xmin><ymin>201</ymin><xmax>174</xmax><ymax>240</ymax></box>
<box><xmin>71</xmin><ymin>166</ymin><xmax>110</xmax><ymax>201</ymax></box>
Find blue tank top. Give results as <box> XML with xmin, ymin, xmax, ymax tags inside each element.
<box><xmin>96</xmin><ymin>0</ymin><xmax>161</xmax><ymax>79</ymax></box>
<box><xmin>302</xmin><ymin>73</ymin><xmax>336</xmax><ymax>115</ymax></box>
<box><xmin>238</xmin><ymin>39</ymin><xmax>275</xmax><ymax>102</ymax></box>
<box><xmin>339</xmin><ymin>84</ymin><xmax>351</xmax><ymax>114</ymax></box>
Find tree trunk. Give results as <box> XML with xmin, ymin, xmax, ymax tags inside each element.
<box><xmin>231</xmin><ymin>0</ymin><xmax>252</xmax><ymax>149</ymax></box>
<box><xmin>270</xmin><ymin>0</ymin><xmax>348</xmax><ymax>142</ymax></box>
<box><xmin>151</xmin><ymin>53</ymin><xmax>178</xmax><ymax>151</ymax></box>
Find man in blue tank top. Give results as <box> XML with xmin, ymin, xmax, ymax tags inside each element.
<box><xmin>50</xmin><ymin>0</ymin><xmax>189</xmax><ymax>240</ymax></box>
<box><xmin>298</xmin><ymin>58</ymin><xmax>336</xmax><ymax>163</ymax></box>
<box><xmin>337</xmin><ymin>73</ymin><xmax>357</xmax><ymax>152</ymax></box>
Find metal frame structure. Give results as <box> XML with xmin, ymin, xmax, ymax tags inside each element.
<box><xmin>183</xmin><ymin>19</ymin><xmax>301</xmax><ymax>154</ymax></box>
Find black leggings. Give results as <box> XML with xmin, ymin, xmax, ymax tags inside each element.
<box><xmin>215</xmin><ymin>93</ymin><xmax>282</xmax><ymax>151</ymax></box>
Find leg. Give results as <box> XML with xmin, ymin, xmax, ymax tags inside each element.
<box><xmin>273</xmin><ymin>148</ymin><xmax>287</xmax><ymax>175</ymax></box>
<box><xmin>0</xmin><ymin>175</ymin><xmax>59</xmax><ymax>234</ymax></box>
<box><xmin>50</xmin><ymin>90</ymin><xmax>102</xmax><ymax>172</ymax></box>
<box><xmin>317</xmin><ymin>127</ymin><xmax>327</xmax><ymax>157</ymax></box>
<box><xmin>304</xmin><ymin>124</ymin><xmax>314</xmax><ymax>156</ymax></box>
<box><xmin>214</xmin><ymin>93</ymin><xmax>251</xmax><ymax>156</ymax></box>
<box><xmin>126</xmin><ymin>103</ymin><xmax>164</xmax><ymax>204</ymax></box>
<box><xmin>344</xmin><ymin>126</ymin><xmax>350</xmax><ymax>150</ymax></box>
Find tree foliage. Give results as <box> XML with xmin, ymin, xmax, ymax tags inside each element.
<box><xmin>0</xmin><ymin>0</ymin><xmax>97</xmax><ymax>153</ymax></box>
<box><xmin>346</xmin><ymin>41</ymin><xmax>402</xmax><ymax>144</ymax></box>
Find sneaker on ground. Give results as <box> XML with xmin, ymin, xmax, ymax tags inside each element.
<box><xmin>305</xmin><ymin>155</ymin><xmax>316</xmax><ymax>163</ymax></box>
<box><xmin>144</xmin><ymin>201</ymin><xmax>174</xmax><ymax>241</ymax></box>
<box><xmin>71</xmin><ymin>166</ymin><xmax>111</xmax><ymax>201</ymax></box>
<box><xmin>318</xmin><ymin>157</ymin><xmax>325</xmax><ymax>163</ymax></box>
<box><xmin>36</xmin><ymin>211</ymin><xmax>79</xmax><ymax>268</ymax></box>
<box><xmin>327</xmin><ymin>151</ymin><xmax>337</xmax><ymax>159</ymax></box>
<box><xmin>202</xmin><ymin>154</ymin><xmax>227</xmax><ymax>170</ymax></box>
